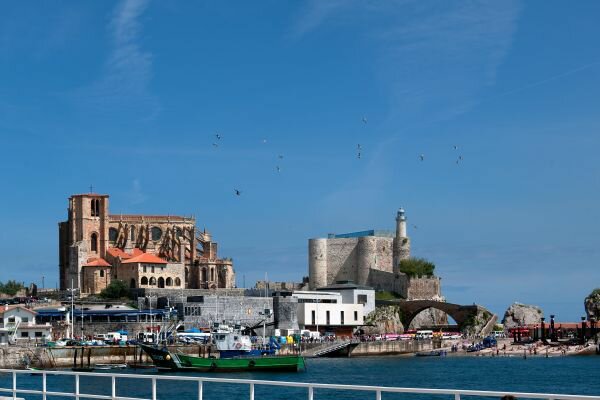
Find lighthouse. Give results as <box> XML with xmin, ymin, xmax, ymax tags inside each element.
<box><xmin>392</xmin><ymin>207</ymin><xmax>411</xmax><ymax>273</ymax></box>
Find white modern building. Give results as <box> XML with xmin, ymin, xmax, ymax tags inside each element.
<box><xmin>316</xmin><ymin>281</ymin><xmax>376</xmax><ymax>316</ymax></box>
<box><xmin>292</xmin><ymin>291</ymin><xmax>364</xmax><ymax>336</ymax></box>
<box><xmin>0</xmin><ymin>305</ymin><xmax>52</xmax><ymax>345</ymax></box>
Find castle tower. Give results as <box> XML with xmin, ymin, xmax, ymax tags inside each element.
<box><xmin>392</xmin><ymin>207</ymin><xmax>411</xmax><ymax>274</ymax></box>
<box><xmin>357</xmin><ymin>236</ymin><xmax>377</xmax><ymax>285</ymax></box>
<box><xmin>308</xmin><ymin>238</ymin><xmax>328</xmax><ymax>289</ymax></box>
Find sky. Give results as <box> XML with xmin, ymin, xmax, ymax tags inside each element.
<box><xmin>1</xmin><ymin>1</ymin><xmax>599</xmax><ymax>321</ymax></box>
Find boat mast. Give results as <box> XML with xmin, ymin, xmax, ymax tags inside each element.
<box><xmin>70</xmin><ymin>278</ymin><xmax>74</xmax><ymax>339</ymax></box>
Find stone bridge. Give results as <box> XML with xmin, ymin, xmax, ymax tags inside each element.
<box><xmin>378</xmin><ymin>299</ymin><xmax>495</xmax><ymax>334</ymax></box>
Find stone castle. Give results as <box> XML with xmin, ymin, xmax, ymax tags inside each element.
<box><xmin>58</xmin><ymin>193</ymin><xmax>235</xmax><ymax>294</ymax></box>
<box><xmin>308</xmin><ymin>209</ymin><xmax>442</xmax><ymax>301</ymax></box>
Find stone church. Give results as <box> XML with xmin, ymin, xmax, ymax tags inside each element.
<box><xmin>58</xmin><ymin>193</ymin><xmax>235</xmax><ymax>295</ymax></box>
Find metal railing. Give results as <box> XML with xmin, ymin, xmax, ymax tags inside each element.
<box><xmin>0</xmin><ymin>369</ymin><xmax>598</xmax><ymax>400</ymax></box>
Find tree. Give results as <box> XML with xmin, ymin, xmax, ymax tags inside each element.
<box><xmin>399</xmin><ymin>257</ymin><xmax>435</xmax><ymax>278</ymax></box>
<box><xmin>0</xmin><ymin>280</ymin><xmax>25</xmax><ymax>296</ymax></box>
<box><xmin>99</xmin><ymin>280</ymin><xmax>130</xmax><ymax>299</ymax></box>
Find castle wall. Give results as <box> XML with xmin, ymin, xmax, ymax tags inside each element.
<box><xmin>406</xmin><ymin>277</ymin><xmax>442</xmax><ymax>300</ymax></box>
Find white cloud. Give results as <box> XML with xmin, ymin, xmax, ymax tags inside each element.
<box><xmin>70</xmin><ymin>0</ymin><xmax>159</xmax><ymax>120</ymax></box>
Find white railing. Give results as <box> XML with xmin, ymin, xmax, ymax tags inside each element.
<box><xmin>0</xmin><ymin>369</ymin><xmax>598</xmax><ymax>400</ymax></box>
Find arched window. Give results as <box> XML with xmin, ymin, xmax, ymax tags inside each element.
<box><xmin>158</xmin><ymin>277</ymin><xmax>165</xmax><ymax>288</ymax></box>
<box><xmin>90</xmin><ymin>233</ymin><xmax>98</xmax><ymax>252</ymax></box>
<box><xmin>141</xmin><ymin>276</ymin><xmax>148</xmax><ymax>285</ymax></box>
<box><xmin>201</xmin><ymin>268</ymin><xmax>207</xmax><ymax>282</ymax></box>
<box><xmin>149</xmin><ymin>277</ymin><xmax>156</xmax><ymax>286</ymax></box>
<box><xmin>130</xmin><ymin>278</ymin><xmax>136</xmax><ymax>288</ymax></box>
<box><xmin>109</xmin><ymin>228</ymin><xmax>118</xmax><ymax>242</ymax></box>
<box><xmin>166</xmin><ymin>277</ymin><xmax>173</xmax><ymax>286</ymax></box>
<box><xmin>175</xmin><ymin>277</ymin><xmax>181</xmax><ymax>287</ymax></box>
<box><xmin>210</xmin><ymin>268</ymin><xmax>215</xmax><ymax>282</ymax></box>
<box><xmin>130</xmin><ymin>226</ymin><xmax>136</xmax><ymax>241</ymax></box>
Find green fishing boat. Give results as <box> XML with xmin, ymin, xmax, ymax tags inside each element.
<box><xmin>139</xmin><ymin>344</ymin><xmax>305</xmax><ymax>372</ymax></box>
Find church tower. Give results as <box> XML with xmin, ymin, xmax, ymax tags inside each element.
<box><xmin>392</xmin><ymin>207</ymin><xmax>411</xmax><ymax>274</ymax></box>
<box><xmin>59</xmin><ymin>193</ymin><xmax>109</xmax><ymax>289</ymax></box>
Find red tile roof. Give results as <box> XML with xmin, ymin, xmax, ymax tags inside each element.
<box><xmin>0</xmin><ymin>305</ymin><xmax>37</xmax><ymax>316</ymax></box>
<box><xmin>107</xmin><ymin>248</ymin><xmax>132</xmax><ymax>259</ymax></box>
<box><xmin>121</xmin><ymin>252</ymin><xmax>167</xmax><ymax>264</ymax></box>
<box><xmin>83</xmin><ymin>257</ymin><xmax>111</xmax><ymax>267</ymax></box>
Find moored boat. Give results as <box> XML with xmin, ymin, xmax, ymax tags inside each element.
<box><xmin>139</xmin><ymin>344</ymin><xmax>305</xmax><ymax>373</ymax></box>
<box><xmin>415</xmin><ymin>350</ymin><xmax>447</xmax><ymax>357</ymax></box>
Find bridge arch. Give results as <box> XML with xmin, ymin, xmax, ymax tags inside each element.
<box><xmin>396</xmin><ymin>300</ymin><xmax>483</xmax><ymax>331</ymax></box>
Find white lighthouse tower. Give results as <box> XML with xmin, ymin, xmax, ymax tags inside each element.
<box><xmin>392</xmin><ymin>207</ymin><xmax>411</xmax><ymax>273</ymax></box>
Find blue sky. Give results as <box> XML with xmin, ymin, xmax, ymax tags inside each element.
<box><xmin>1</xmin><ymin>1</ymin><xmax>599</xmax><ymax>321</ymax></box>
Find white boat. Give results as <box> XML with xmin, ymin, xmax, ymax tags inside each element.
<box><xmin>95</xmin><ymin>363</ymin><xmax>127</xmax><ymax>370</ymax></box>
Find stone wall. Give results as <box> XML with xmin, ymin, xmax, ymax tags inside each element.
<box><xmin>406</xmin><ymin>277</ymin><xmax>442</xmax><ymax>300</ymax></box>
<box><xmin>349</xmin><ymin>340</ymin><xmax>429</xmax><ymax>356</ymax></box>
<box><xmin>175</xmin><ymin>295</ymin><xmax>275</xmax><ymax>329</ymax></box>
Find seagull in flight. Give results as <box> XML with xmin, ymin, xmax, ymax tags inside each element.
<box><xmin>362</xmin><ymin>116</ymin><xmax>368</xmax><ymax>124</ymax></box>
<box><xmin>215</xmin><ymin>133</ymin><xmax>222</xmax><ymax>140</ymax></box>
<box><xmin>278</xmin><ymin>154</ymin><xmax>284</xmax><ymax>160</ymax></box>
<box><xmin>413</xmin><ymin>224</ymin><xmax>418</xmax><ymax>230</ymax></box>
<box><xmin>453</xmin><ymin>145</ymin><xmax>458</xmax><ymax>150</ymax></box>
<box><xmin>419</xmin><ymin>154</ymin><xmax>425</xmax><ymax>161</ymax></box>
<box><xmin>234</xmin><ymin>189</ymin><xmax>241</xmax><ymax>196</ymax></box>
<box><xmin>276</xmin><ymin>166</ymin><xmax>281</xmax><ymax>173</ymax></box>
<box><xmin>357</xmin><ymin>152</ymin><xmax>361</xmax><ymax>159</ymax></box>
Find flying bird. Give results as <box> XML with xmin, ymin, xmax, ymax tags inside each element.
<box><xmin>212</xmin><ymin>143</ymin><xmax>218</xmax><ymax>148</ymax></box>
<box><xmin>276</xmin><ymin>166</ymin><xmax>281</xmax><ymax>173</ymax></box>
<box><xmin>453</xmin><ymin>145</ymin><xmax>458</xmax><ymax>150</ymax></box>
<box><xmin>357</xmin><ymin>152</ymin><xmax>361</xmax><ymax>159</ymax></box>
<box><xmin>234</xmin><ymin>189</ymin><xmax>241</xmax><ymax>196</ymax></box>
<box><xmin>419</xmin><ymin>154</ymin><xmax>425</xmax><ymax>161</ymax></box>
<box><xmin>278</xmin><ymin>154</ymin><xmax>284</xmax><ymax>159</ymax></box>
<box><xmin>413</xmin><ymin>225</ymin><xmax>418</xmax><ymax>230</ymax></box>
<box><xmin>215</xmin><ymin>133</ymin><xmax>222</xmax><ymax>140</ymax></box>
<box><xmin>362</xmin><ymin>116</ymin><xmax>368</xmax><ymax>124</ymax></box>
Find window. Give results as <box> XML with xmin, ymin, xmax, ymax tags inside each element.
<box><xmin>166</xmin><ymin>277</ymin><xmax>172</xmax><ymax>286</ymax></box>
<box><xmin>175</xmin><ymin>277</ymin><xmax>181</xmax><ymax>287</ymax></box>
<box><xmin>130</xmin><ymin>278</ymin><xmax>136</xmax><ymax>289</ymax></box>
<box><xmin>90</xmin><ymin>199</ymin><xmax>100</xmax><ymax>217</ymax></box>
<box><xmin>158</xmin><ymin>277</ymin><xmax>165</xmax><ymax>288</ymax></box>
<box><xmin>22</xmin><ymin>317</ymin><xmax>28</xmax><ymax>323</ymax></box>
<box><xmin>210</xmin><ymin>268</ymin><xmax>215</xmax><ymax>281</ymax></box>
<box><xmin>143</xmin><ymin>265</ymin><xmax>147</xmax><ymax>273</ymax></box>
<box><xmin>151</xmin><ymin>227</ymin><xmax>162</xmax><ymax>241</ymax></box>
<box><xmin>326</xmin><ymin>311</ymin><xmax>330</xmax><ymax>325</ymax></box>
<box><xmin>357</xmin><ymin>295</ymin><xmax>368</xmax><ymax>305</ymax></box>
<box><xmin>100</xmin><ymin>270</ymin><xmax>104</xmax><ymax>278</ymax></box>
<box><xmin>109</xmin><ymin>228</ymin><xmax>118</xmax><ymax>242</ymax></box>
<box><xmin>90</xmin><ymin>233</ymin><xmax>98</xmax><ymax>252</ymax></box>
<box><xmin>130</xmin><ymin>226</ymin><xmax>136</xmax><ymax>241</ymax></box>
<box><xmin>35</xmin><ymin>332</ymin><xmax>43</xmax><ymax>338</ymax></box>
<box><xmin>151</xmin><ymin>266</ymin><xmax>155</xmax><ymax>273</ymax></box>
<box><xmin>201</xmin><ymin>268</ymin><xmax>207</xmax><ymax>282</ymax></box>
<box><xmin>8</xmin><ymin>317</ymin><xmax>15</xmax><ymax>323</ymax></box>
<box><xmin>149</xmin><ymin>277</ymin><xmax>156</xmax><ymax>286</ymax></box>
<box><xmin>21</xmin><ymin>332</ymin><xmax>28</xmax><ymax>338</ymax></box>
<box><xmin>311</xmin><ymin>310</ymin><xmax>316</xmax><ymax>325</ymax></box>
<box><xmin>354</xmin><ymin>311</ymin><xmax>358</xmax><ymax>321</ymax></box>
<box><xmin>341</xmin><ymin>311</ymin><xmax>344</xmax><ymax>325</ymax></box>
<box><xmin>141</xmin><ymin>276</ymin><xmax>148</xmax><ymax>285</ymax></box>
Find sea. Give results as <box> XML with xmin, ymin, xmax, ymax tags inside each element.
<box><xmin>1</xmin><ymin>356</ymin><xmax>599</xmax><ymax>400</ymax></box>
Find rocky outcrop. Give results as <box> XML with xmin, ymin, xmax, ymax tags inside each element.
<box><xmin>502</xmin><ymin>302</ymin><xmax>543</xmax><ymax>328</ymax></box>
<box><xmin>364</xmin><ymin>306</ymin><xmax>404</xmax><ymax>334</ymax></box>
<box><xmin>585</xmin><ymin>289</ymin><xmax>600</xmax><ymax>319</ymax></box>
<box><xmin>408</xmin><ymin>308</ymin><xmax>448</xmax><ymax>330</ymax></box>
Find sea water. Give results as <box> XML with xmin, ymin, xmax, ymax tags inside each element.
<box><xmin>2</xmin><ymin>356</ymin><xmax>599</xmax><ymax>400</ymax></box>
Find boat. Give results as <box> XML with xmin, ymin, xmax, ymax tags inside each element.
<box><xmin>95</xmin><ymin>363</ymin><xmax>127</xmax><ymax>370</ymax></box>
<box><xmin>416</xmin><ymin>350</ymin><xmax>447</xmax><ymax>357</ymax></box>
<box><xmin>139</xmin><ymin>344</ymin><xmax>305</xmax><ymax>373</ymax></box>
